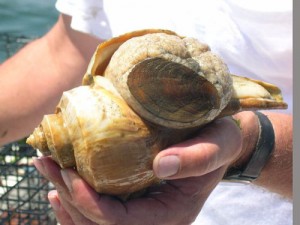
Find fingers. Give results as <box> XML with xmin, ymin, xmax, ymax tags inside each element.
<box><xmin>60</xmin><ymin>168</ymin><xmax>126</xmax><ymax>224</ymax></box>
<box><xmin>133</xmin><ymin>166</ymin><xmax>228</xmax><ymax>225</ymax></box>
<box><xmin>33</xmin><ymin>154</ymin><xmax>226</xmax><ymax>225</ymax></box>
<box><xmin>34</xmin><ymin>157</ymin><xmax>127</xmax><ymax>225</ymax></box>
<box><xmin>153</xmin><ymin>117</ymin><xmax>242</xmax><ymax>179</ymax></box>
<box><xmin>48</xmin><ymin>190</ymin><xmax>75</xmax><ymax>225</ymax></box>
<box><xmin>49</xmin><ymin>190</ymin><xmax>99</xmax><ymax>225</ymax></box>
<box><xmin>33</xmin><ymin>156</ymin><xmax>68</xmax><ymax>188</ymax></box>
<box><xmin>34</xmin><ymin>158</ymin><xmax>96</xmax><ymax>224</ymax></box>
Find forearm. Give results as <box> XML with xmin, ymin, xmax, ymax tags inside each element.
<box><xmin>232</xmin><ymin>111</ymin><xmax>293</xmax><ymax>198</ymax></box>
<box><xmin>0</xmin><ymin>14</ymin><xmax>100</xmax><ymax>145</ymax></box>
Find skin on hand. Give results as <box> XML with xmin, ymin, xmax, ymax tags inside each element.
<box><xmin>34</xmin><ymin>117</ymin><xmax>241</xmax><ymax>225</ymax></box>
<box><xmin>253</xmin><ymin>112</ymin><xmax>293</xmax><ymax>198</ymax></box>
<box><xmin>152</xmin><ymin>117</ymin><xmax>242</xmax><ymax>179</ymax></box>
<box><xmin>35</xmin><ymin>157</ymin><xmax>227</xmax><ymax>225</ymax></box>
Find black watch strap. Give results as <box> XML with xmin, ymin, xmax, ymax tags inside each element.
<box><xmin>224</xmin><ymin>111</ymin><xmax>275</xmax><ymax>182</ymax></box>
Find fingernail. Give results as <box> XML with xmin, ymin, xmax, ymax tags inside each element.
<box><xmin>156</xmin><ymin>155</ymin><xmax>180</xmax><ymax>178</ymax></box>
<box><xmin>61</xmin><ymin>169</ymin><xmax>73</xmax><ymax>193</ymax></box>
<box><xmin>33</xmin><ymin>157</ymin><xmax>46</xmax><ymax>175</ymax></box>
<box><xmin>48</xmin><ymin>190</ymin><xmax>60</xmax><ymax>211</ymax></box>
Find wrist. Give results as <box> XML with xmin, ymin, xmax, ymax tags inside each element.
<box><xmin>225</xmin><ymin>111</ymin><xmax>276</xmax><ymax>182</ymax></box>
<box><xmin>229</xmin><ymin>111</ymin><xmax>260</xmax><ymax>169</ymax></box>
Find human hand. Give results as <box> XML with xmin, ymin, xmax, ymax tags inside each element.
<box><xmin>33</xmin><ymin>117</ymin><xmax>242</xmax><ymax>225</ymax></box>
<box><xmin>153</xmin><ymin>116</ymin><xmax>243</xmax><ymax>180</ymax></box>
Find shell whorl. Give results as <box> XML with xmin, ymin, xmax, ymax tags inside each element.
<box><xmin>103</xmin><ymin>33</ymin><xmax>233</xmax><ymax>128</ymax></box>
<box><xmin>28</xmin><ymin>77</ymin><xmax>163</xmax><ymax>195</ymax></box>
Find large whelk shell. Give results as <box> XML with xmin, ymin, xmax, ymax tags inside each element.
<box><xmin>28</xmin><ymin>76</ymin><xmax>191</xmax><ymax>195</ymax></box>
<box><xmin>27</xmin><ymin>29</ymin><xmax>287</xmax><ymax>197</ymax></box>
<box><xmin>28</xmin><ymin>77</ymin><xmax>157</xmax><ymax>194</ymax></box>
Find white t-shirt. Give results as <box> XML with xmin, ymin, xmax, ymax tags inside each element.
<box><xmin>55</xmin><ymin>0</ymin><xmax>293</xmax><ymax>224</ymax></box>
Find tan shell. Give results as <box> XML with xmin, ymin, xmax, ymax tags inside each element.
<box><xmin>27</xmin><ymin>29</ymin><xmax>287</xmax><ymax>197</ymax></box>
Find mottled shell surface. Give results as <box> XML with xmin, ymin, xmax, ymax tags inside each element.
<box><xmin>85</xmin><ymin>30</ymin><xmax>233</xmax><ymax>129</ymax></box>
<box><xmin>27</xmin><ymin>29</ymin><xmax>287</xmax><ymax>197</ymax></box>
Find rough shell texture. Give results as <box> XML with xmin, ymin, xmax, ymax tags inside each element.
<box><xmin>27</xmin><ymin>29</ymin><xmax>288</xmax><ymax>197</ymax></box>
<box><xmin>103</xmin><ymin>33</ymin><xmax>233</xmax><ymax>128</ymax></box>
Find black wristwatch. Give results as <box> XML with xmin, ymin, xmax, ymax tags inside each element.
<box><xmin>223</xmin><ymin>111</ymin><xmax>275</xmax><ymax>182</ymax></box>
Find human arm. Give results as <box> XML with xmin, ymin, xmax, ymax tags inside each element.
<box><xmin>239</xmin><ymin>111</ymin><xmax>292</xmax><ymax>198</ymax></box>
<box><xmin>0</xmin><ymin>14</ymin><xmax>100</xmax><ymax>146</ymax></box>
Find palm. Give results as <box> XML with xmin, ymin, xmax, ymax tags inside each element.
<box><xmin>35</xmin><ymin>156</ymin><xmax>226</xmax><ymax>225</ymax></box>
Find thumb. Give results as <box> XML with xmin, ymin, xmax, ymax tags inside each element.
<box><xmin>153</xmin><ymin>117</ymin><xmax>242</xmax><ymax>179</ymax></box>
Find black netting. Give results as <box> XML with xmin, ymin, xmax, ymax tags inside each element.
<box><xmin>0</xmin><ymin>33</ymin><xmax>57</xmax><ymax>224</ymax></box>
<box><xmin>0</xmin><ymin>143</ymin><xmax>57</xmax><ymax>225</ymax></box>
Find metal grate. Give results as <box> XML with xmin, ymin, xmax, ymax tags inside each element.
<box><xmin>0</xmin><ymin>33</ymin><xmax>57</xmax><ymax>224</ymax></box>
<box><xmin>0</xmin><ymin>143</ymin><xmax>56</xmax><ymax>225</ymax></box>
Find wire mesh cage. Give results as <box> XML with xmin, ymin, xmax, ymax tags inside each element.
<box><xmin>0</xmin><ymin>33</ymin><xmax>57</xmax><ymax>224</ymax></box>
<box><xmin>0</xmin><ymin>143</ymin><xmax>57</xmax><ymax>225</ymax></box>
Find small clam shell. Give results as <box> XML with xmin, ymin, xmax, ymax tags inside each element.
<box><xmin>126</xmin><ymin>57</ymin><xmax>220</xmax><ymax>128</ymax></box>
